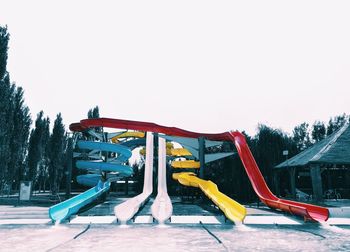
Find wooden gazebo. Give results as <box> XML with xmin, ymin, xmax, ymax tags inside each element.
<box><xmin>274</xmin><ymin>122</ymin><xmax>350</xmax><ymax>201</ymax></box>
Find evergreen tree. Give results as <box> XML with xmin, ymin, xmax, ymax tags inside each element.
<box><xmin>0</xmin><ymin>25</ymin><xmax>9</xmax><ymax>80</ymax></box>
<box><xmin>87</xmin><ymin>106</ymin><xmax>100</xmax><ymax>118</ymax></box>
<box><xmin>254</xmin><ymin>124</ymin><xmax>297</xmax><ymax>186</ymax></box>
<box><xmin>8</xmin><ymin>86</ymin><xmax>31</xmax><ymax>190</ymax></box>
<box><xmin>0</xmin><ymin>26</ymin><xmax>13</xmax><ymax>193</ymax></box>
<box><xmin>292</xmin><ymin>122</ymin><xmax>311</xmax><ymax>151</ymax></box>
<box><xmin>27</xmin><ymin>111</ymin><xmax>50</xmax><ymax>190</ymax></box>
<box><xmin>327</xmin><ymin>113</ymin><xmax>347</xmax><ymax>136</ymax></box>
<box><xmin>311</xmin><ymin>121</ymin><xmax>326</xmax><ymax>143</ymax></box>
<box><xmin>48</xmin><ymin>113</ymin><xmax>66</xmax><ymax>194</ymax></box>
<box><xmin>0</xmin><ymin>78</ymin><xmax>31</xmax><ymax>193</ymax></box>
<box><xmin>87</xmin><ymin>105</ymin><xmax>101</xmax><ymax>133</ymax></box>
<box><xmin>0</xmin><ymin>75</ymin><xmax>15</xmax><ymax>193</ymax></box>
<box><xmin>0</xmin><ymin>26</ymin><xmax>31</xmax><ymax>193</ymax></box>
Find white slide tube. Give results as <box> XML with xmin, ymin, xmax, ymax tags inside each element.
<box><xmin>151</xmin><ymin>137</ymin><xmax>173</xmax><ymax>223</ymax></box>
<box><xmin>114</xmin><ymin>132</ymin><xmax>154</xmax><ymax>223</ymax></box>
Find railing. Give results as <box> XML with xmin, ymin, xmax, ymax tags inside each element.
<box><xmin>324</xmin><ymin>189</ymin><xmax>341</xmax><ymax>200</ymax></box>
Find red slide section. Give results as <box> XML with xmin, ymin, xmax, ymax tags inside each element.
<box><xmin>70</xmin><ymin>118</ymin><xmax>329</xmax><ymax>222</ymax></box>
<box><xmin>230</xmin><ymin>132</ymin><xmax>329</xmax><ymax>222</ymax></box>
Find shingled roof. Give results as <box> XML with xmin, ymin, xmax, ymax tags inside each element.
<box><xmin>275</xmin><ymin>122</ymin><xmax>350</xmax><ymax>168</ymax></box>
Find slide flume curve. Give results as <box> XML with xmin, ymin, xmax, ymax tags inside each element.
<box><xmin>173</xmin><ymin>172</ymin><xmax>246</xmax><ymax>222</ymax></box>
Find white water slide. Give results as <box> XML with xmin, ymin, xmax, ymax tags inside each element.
<box><xmin>151</xmin><ymin>137</ymin><xmax>173</xmax><ymax>223</ymax></box>
<box><xmin>114</xmin><ymin>132</ymin><xmax>154</xmax><ymax>223</ymax></box>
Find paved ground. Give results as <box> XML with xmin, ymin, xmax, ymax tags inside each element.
<box><xmin>1</xmin><ymin>194</ymin><xmax>349</xmax><ymax>225</ymax></box>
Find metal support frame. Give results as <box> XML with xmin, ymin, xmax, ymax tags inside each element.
<box><xmin>199</xmin><ymin>137</ymin><xmax>205</xmax><ymax>179</ymax></box>
<box><xmin>310</xmin><ymin>164</ymin><xmax>323</xmax><ymax>201</ymax></box>
<box><xmin>65</xmin><ymin>136</ymin><xmax>73</xmax><ymax>200</ymax></box>
<box><xmin>288</xmin><ymin>167</ymin><xmax>296</xmax><ymax>199</ymax></box>
<box><xmin>153</xmin><ymin>133</ymin><xmax>159</xmax><ymax>196</ymax></box>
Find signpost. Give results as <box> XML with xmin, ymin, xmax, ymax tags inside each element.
<box><xmin>19</xmin><ymin>181</ymin><xmax>32</xmax><ymax>201</ymax></box>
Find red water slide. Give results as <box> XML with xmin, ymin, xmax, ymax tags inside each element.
<box><xmin>70</xmin><ymin>118</ymin><xmax>329</xmax><ymax>222</ymax></box>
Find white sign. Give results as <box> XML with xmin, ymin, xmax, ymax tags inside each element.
<box><xmin>283</xmin><ymin>150</ymin><xmax>289</xmax><ymax>156</ymax></box>
<box><xmin>19</xmin><ymin>181</ymin><xmax>32</xmax><ymax>201</ymax></box>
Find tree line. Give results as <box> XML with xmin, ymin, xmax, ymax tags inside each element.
<box><xmin>203</xmin><ymin>114</ymin><xmax>349</xmax><ymax>203</ymax></box>
<box><xmin>0</xmin><ymin>26</ymin><xmax>69</xmax><ymax>195</ymax></box>
<box><xmin>0</xmin><ymin>26</ymin><xmax>102</xmax><ymax>196</ymax></box>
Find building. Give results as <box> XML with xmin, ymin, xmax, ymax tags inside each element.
<box><xmin>274</xmin><ymin>123</ymin><xmax>350</xmax><ymax>201</ymax></box>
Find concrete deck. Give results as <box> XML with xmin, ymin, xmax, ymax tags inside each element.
<box><xmin>0</xmin><ymin>196</ymin><xmax>349</xmax><ymax>226</ymax></box>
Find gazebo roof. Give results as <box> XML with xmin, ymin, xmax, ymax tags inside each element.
<box><xmin>275</xmin><ymin>122</ymin><xmax>350</xmax><ymax>168</ymax></box>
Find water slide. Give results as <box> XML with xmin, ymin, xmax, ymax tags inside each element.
<box><xmin>139</xmin><ymin>145</ymin><xmax>191</xmax><ymax>157</ymax></box>
<box><xmin>70</xmin><ymin>118</ymin><xmax>329</xmax><ymax>222</ymax></box>
<box><xmin>49</xmin><ymin>140</ymin><xmax>133</xmax><ymax>223</ymax></box>
<box><xmin>114</xmin><ymin>132</ymin><xmax>154</xmax><ymax>223</ymax></box>
<box><xmin>171</xmin><ymin>160</ymin><xmax>200</xmax><ymax>169</ymax></box>
<box><xmin>169</xmin><ymin>148</ymin><xmax>192</xmax><ymax>156</ymax></box>
<box><xmin>229</xmin><ymin>132</ymin><xmax>329</xmax><ymax>222</ymax></box>
<box><xmin>111</xmin><ymin>131</ymin><xmax>145</xmax><ymax>143</ymax></box>
<box><xmin>173</xmin><ymin>172</ymin><xmax>246</xmax><ymax>222</ymax></box>
<box><xmin>151</xmin><ymin>137</ymin><xmax>173</xmax><ymax>223</ymax></box>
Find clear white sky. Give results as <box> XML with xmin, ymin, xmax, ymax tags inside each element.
<box><xmin>1</xmin><ymin>1</ymin><xmax>349</xmax><ymax>135</ymax></box>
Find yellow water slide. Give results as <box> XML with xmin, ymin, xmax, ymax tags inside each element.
<box><xmin>111</xmin><ymin>131</ymin><xmax>145</xmax><ymax>143</ymax></box>
<box><xmin>139</xmin><ymin>142</ymin><xmax>193</xmax><ymax>158</ymax></box>
<box><xmin>171</xmin><ymin>160</ymin><xmax>200</xmax><ymax>169</ymax></box>
<box><xmin>173</xmin><ymin>172</ymin><xmax>246</xmax><ymax>223</ymax></box>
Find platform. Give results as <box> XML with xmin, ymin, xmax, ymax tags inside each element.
<box><xmin>1</xmin><ymin>196</ymin><xmax>349</xmax><ymax>226</ymax></box>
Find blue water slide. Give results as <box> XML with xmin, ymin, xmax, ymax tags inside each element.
<box><xmin>120</xmin><ymin>138</ymin><xmax>146</xmax><ymax>149</ymax></box>
<box><xmin>77</xmin><ymin>174</ymin><xmax>102</xmax><ymax>187</ymax></box>
<box><xmin>49</xmin><ymin>181</ymin><xmax>110</xmax><ymax>222</ymax></box>
<box><xmin>77</xmin><ymin>141</ymin><xmax>132</xmax><ymax>162</ymax></box>
<box><xmin>76</xmin><ymin>161</ymin><xmax>133</xmax><ymax>174</ymax></box>
<box><xmin>49</xmin><ymin>140</ymin><xmax>133</xmax><ymax>223</ymax></box>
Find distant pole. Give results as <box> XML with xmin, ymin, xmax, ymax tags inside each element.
<box><xmin>65</xmin><ymin>136</ymin><xmax>73</xmax><ymax>200</ymax></box>
<box><xmin>199</xmin><ymin>137</ymin><xmax>205</xmax><ymax>179</ymax></box>
<box><xmin>283</xmin><ymin>150</ymin><xmax>296</xmax><ymax>199</ymax></box>
<box><xmin>102</xmin><ymin>132</ymin><xmax>108</xmax><ymax>181</ymax></box>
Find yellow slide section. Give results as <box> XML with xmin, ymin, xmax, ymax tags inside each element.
<box><xmin>171</xmin><ymin>160</ymin><xmax>200</xmax><ymax>169</ymax></box>
<box><xmin>140</xmin><ymin>147</ymin><xmax>192</xmax><ymax>157</ymax></box>
<box><xmin>173</xmin><ymin>172</ymin><xmax>246</xmax><ymax>223</ymax></box>
<box><xmin>170</xmin><ymin>148</ymin><xmax>192</xmax><ymax>156</ymax></box>
<box><xmin>111</xmin><ymin>131</ymin><xmax>145</xmax><ymax>143</ymax></box>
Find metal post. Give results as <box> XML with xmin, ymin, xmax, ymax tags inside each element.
<box><xmin>125</xmin><ymin>177</ymin><xmax>129</xmax><ymax>196</ymax></box>
<box><xmin>199</xmin><ymin>137</ymin><xmax>205</xmax><ymax>179</ymax></box>
<box><xmin>289</xmin><ymin>167</ymin><xmax>296</xmax><ymax>199</ymax></box>
<box><xmin>273</xmin><ymin>171</ymin><xmax>280</xmax><ymax>196</ymax></box>
<box><xmin>101</xmin><ymin>132</ymin><xmax>108</xmax><ymax>182</ymax></box>
<box><xmin>310</xmin><ymin>164</ymin><xmax>323</xmax><ymax>201</ymax></box>
<box><xmin>65</xmin><ymin>137</ymin><xmax>73</xmax><ymax>199</ymax></box>
<box><xmin>153</xmin><ymin>133</ymin><xmax>158</xmax><ymax>196</ymax></box>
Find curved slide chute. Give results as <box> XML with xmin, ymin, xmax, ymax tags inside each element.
<box><xmin>49</xmin><ymin>139</ymin><xmax>133</xmax><ymax>223</ymax></box>
<box><xmin>49</xmin><ymin>180</ymin><xmax>110</xmax><ymax>223</ymax></box>
<box><xmin>230</xmin><ymin>132</ymin><xmax>329</xmax><ymax>222</ymax></box>
<box><xmin>173</xmin><ymin>172</ymin><xmax>246</xmax><ymax>222</ymax></box>
<box><xmin>171</xmin><ymin>160</ymin><xmax>200</xmax><ymax>169</ymax></box>
<box><xmin>111</xmin><ymin>131</ymin><xmax>145</xmax><ymax>143</ymax></box>
<box><xmin>70</xmin><ymin>118</ymin><xmax>329</xmax><ymax>222</ymax></box>
<box><xmin>151</xmin><ymin>137</ymin><xmax>173</xmax><ymax>223</ymax></box>
<box><xmin>114</xmin><ymin>132</ymin><xmax>154</xmax><ymax>223</ymax></box>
